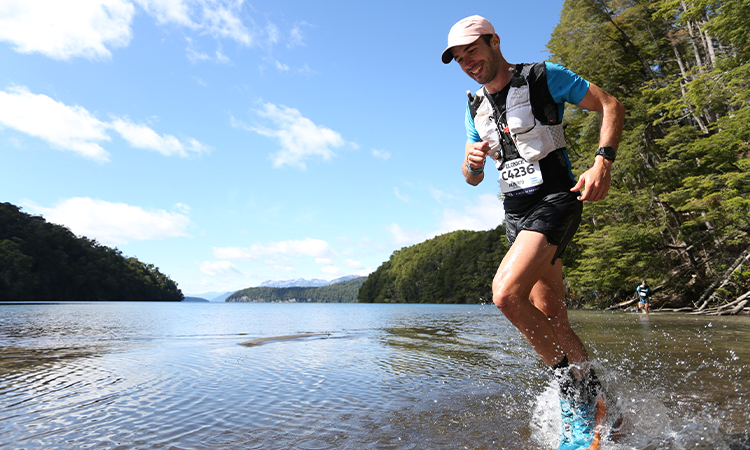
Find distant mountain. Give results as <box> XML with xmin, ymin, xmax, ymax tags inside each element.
<box><xmin>210</xmin><ymin>292</ymin><xmax>233</xmax><ymax>302</ymax></box>
<box><xmin>259</xmin><ymin>275</ymin><xmax>360</xmax><ymax>288</ymax></box>
<box><xmin>227</xmin><ymin>277</ymin><xmax>367</xmax><ymax>303</ymax></box>
<box><xmin>329</xmin><ymin>275</ymin><xmax>361</xmax><ymax>284</ymax></box>
<box><xmin>183</xmin><ymin>296</ymin><xmax>209</xmax><ymax>302</ymax></box>
<box><xmin>185</xmin><ymin>291</ymin><xmax>233</xmax><ymax>302</ymax></box>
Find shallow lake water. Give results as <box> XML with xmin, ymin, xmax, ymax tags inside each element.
<box><xmin>1</xmin><ymin>302</ymin><xmax>749</xmax><ymax>449</ymax></box>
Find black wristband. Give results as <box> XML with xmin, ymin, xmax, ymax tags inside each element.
<box><xmin>465</xmin><ymin>160</ymin><xmax>484</xmax><ymax>176</ymax></box>
<box><xmin>595</xmin><ymin>146</ymin><xmax>617</xmax><ymax>161</ymax></box>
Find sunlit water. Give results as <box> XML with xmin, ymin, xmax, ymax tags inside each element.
<box><xmin>1</xmin><ymin>302</ymin><xmax>748</xmax><ymax>450</ymax></box>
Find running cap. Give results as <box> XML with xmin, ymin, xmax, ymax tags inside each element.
<box><xmin>441</xmin><ymin>15</ymin><xmax>496</xmax><ymax>64</ymax></box>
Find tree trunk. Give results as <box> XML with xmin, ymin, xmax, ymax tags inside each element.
<box><xmin>696</xmin><ymin>247</ymin><xmax>750</xmax><ymax>309</ymax></box>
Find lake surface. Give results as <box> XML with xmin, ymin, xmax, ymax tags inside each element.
<box><xmin>1</xmin><ymin>302</ymin><xmax>749</xmax><ymax>450</ymax></box>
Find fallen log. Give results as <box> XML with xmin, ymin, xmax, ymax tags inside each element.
<box><xmin>606</xmin><ymin>298</ymin><xmax>638</xmax><ymax>310</ymax></box>
<box><xmin>696</xmin><ymin>247</ymin><xmax>750</xmax><ymax>310</ymax></box>
<box><xmin>719</xmin><ymin>299</ymin><xmax>749</xmax><ymax>316</ymax></box>
<box><xmin>690</xmin><ymin>290</ymin><xmax>750</xmax><ymax>315</ymax></box>
<box><xmin>656</xmin><ymin>307</ymin><xmax>695</xmax><ymax>312</ymax></box>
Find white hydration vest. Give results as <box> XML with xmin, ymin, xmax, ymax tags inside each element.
<box><xmin>471</xmin><ymin>64</ymin><xmax>567</xmax><ymax>164</ymax></box>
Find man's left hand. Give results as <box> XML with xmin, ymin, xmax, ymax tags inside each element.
<box><xmin>571</xmin><ymin>155</ymin><xmax>612</xmax><ymax>201</ymax></box>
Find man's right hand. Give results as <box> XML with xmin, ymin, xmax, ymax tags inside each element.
<box><xmin>463</xmin><ymin>141</ymin><xmax>490</xmax><ymax>185</ymax></box>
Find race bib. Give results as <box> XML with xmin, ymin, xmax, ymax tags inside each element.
<box><xmin>639</xmin><ymin>292</ymin><xmax>647</xmax><ymax>297</ymax></box>
<box><xmin>497</xmin><ymin>158</ymin><xmax>543</xmax><ymax>196</ymax></box>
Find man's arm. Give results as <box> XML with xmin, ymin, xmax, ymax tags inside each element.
<box><xmin>570</xmin><ymin>82</ymin><xmax>625</xmax><ymax>201</ymax></box>
<box><xmin>463</xmin><ymin>141</ymin><xmax>489</xmax><ymax>186</ymax></box>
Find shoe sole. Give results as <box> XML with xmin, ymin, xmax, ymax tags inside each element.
<box><xmin>588</xmin><ymin>394</ymin><xmax>627</xmax><ymax>449</ymax></box>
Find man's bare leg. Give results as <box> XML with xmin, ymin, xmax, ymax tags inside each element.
<box><xmin>492</xmin><ymin>230</ymin><xmax>569</xmax><ymax>366</ymax></box>
<box><xmin>529</xmin><ymin>259</ymin><xmax>588</xmax><ymax>366</ymax></box>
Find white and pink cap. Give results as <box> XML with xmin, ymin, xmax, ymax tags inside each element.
<box><xmin>441</xmin><ymin>15</ymin><xmax>496</xmax><ymax>64</ymax></box>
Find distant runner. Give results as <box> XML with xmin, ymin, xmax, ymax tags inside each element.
<box><xmin>636</xmin><ymin>280</ymin><xmax>652</xmax><ymax>313</ymax></box>
<box><xmin>441</xmin><ymin>15</ymin><xmax>625</xmax><ymax>449</ymax></box>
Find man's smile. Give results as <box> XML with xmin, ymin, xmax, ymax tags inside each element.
<box><xmin>468</xmin><ymin>62</ymin><xmax>483</xmax><ymax>79</ymax></box>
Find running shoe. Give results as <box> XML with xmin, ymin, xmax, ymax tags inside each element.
<box><xmin>559</xmin><ymin>391</ymin><xmax>625</xmax><ymax>450</ymax></box>
<box><xmin>557</xmin><ymin>391</ymin><xmax>596</xmax><ymax>450</ymax></box>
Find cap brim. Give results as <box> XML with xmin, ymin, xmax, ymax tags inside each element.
<box><xmin>441</xmin><ymin>35</ymin><xmax>481</xmax><ymax>64</ymax></box>
<box><xmin>441</xmin><ymin>48</ymin><xmax>454</xmax><ymax>64</ymax></box>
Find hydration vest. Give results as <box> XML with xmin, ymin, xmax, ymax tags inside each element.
<box><xmin>468</xmin><ymin>63</ymin><xmax>567</xmax><ymax>168</ymax></box>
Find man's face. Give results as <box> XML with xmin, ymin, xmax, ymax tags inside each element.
<box><xmin>451</xmin><ymin>36</ymin><xmax>499</xmax><ymax>85</ymax></box>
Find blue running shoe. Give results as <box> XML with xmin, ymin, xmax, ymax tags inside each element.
<box><xmin>557</xmin><ymin>393</ymin><xmax>596</xmax><ymax>450</ymax></box>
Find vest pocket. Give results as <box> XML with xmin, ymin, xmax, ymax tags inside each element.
<box><xmin>506</xmin><ymin>84</ymin><xmax>536</xmax><ymax>134</ymax></box>
<box><xmin>514</xmin><ymin>126</ymin><xmax>555</xmax><ymax>162</ymax></box>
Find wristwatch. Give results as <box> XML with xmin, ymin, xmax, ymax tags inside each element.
<box><xmin>595</xmin><ymin>146</ymin><xmax>617</xmax><ymax>161</ymax></box>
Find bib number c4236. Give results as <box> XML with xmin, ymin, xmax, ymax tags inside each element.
<box><xmin>497</xmin><ymin>158</ymin><xmax>543</xmax><ymax>195</ymax></box>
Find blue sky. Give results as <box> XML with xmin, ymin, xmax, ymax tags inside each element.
<box><xmin>0</xmin><ymin>0</ymin><xmax>563</xmax><ymax>297</ymax></box>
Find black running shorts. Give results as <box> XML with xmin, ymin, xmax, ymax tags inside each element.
<box><xmin>504</xmin><ymin>191</ymin><xmax>583</xmax><ymax>264</ymax></box>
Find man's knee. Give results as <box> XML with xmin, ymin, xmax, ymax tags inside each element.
<box><xmin>492</xmin><ymin>289</ymin><xmax>523</xmax><ymax>317</ymax></box>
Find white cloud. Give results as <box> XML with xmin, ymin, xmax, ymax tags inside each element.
<box><xmin>321</xmin><ymin>266</ymin><xmax>341</xmax><ymax>275</ymax></box>
<box><xmin>387</xmin><ymin>223</ymin><xmax>433</xmax><ymax>248</ymax></box>
<box><xmin>0</xmin><ymin>0</ymin><xmax>135</xmax><ymax>60</ymax></box>
<box><xmin>372</xmin><ymin>149</ymin><xmax>391</xmax><ymax>160</ymax></box>
<box><xmin>265</xmin><ymin>22</ymin><xmax>280</xmax><ymax>46</ymax></box>
<box><xmin>0</xmin><ymin>86</ymin><xmax>111</xmax><ymax>162</ymax></box>
<box><xmin>315</xmin><ymin>258</ymin><xmax>332</xmax><ymax>265</ymax></box>
<box><xmin>0</xmin><ymin>0</ymin><xmax>284</xmax><ymax>62</ymax></box>
<box><xmin>343</xmin><ymin>259</ymin><xmax>364</xmax><ymax>269</ymax></box>
<box><xmin>429</xmin><ymin>185</ymin><xmax>457</xmax><ymax>203</ymax></box>
<box><xmin>288</xmin><ymin>24</ymin><xmax>306</xmax><ymax>48</ymax></box>
<box><xmin>393</xmin><ymin>187</ymin><xmax>410</xmax><ymax>203</ymax></box>
<box><xmin>110</xmin><ymin>117</ymin><xmax>211</xmax><ymax>157</ymax></box>
<box><xmin>174</xmin><ymin>203</ymin><xmax>191</xmax><ymax>213</ymax></box>
<box><xmin>134</xmin><ymin>0</ymin><xmax>193</xmax><ymax>27</ymax></box>
<box><xmin>202</xmin><ymin>2</ymin><xmax>253</xmax><ymax>45</ymax></box>
<box><xmin>436</xmin><ymin>193</ymin><xmax>504</xmax><ymax>234</ymax></box>
<box><xmin>242</xmin><ymin>102</ymin><xmax>352</xmax><ymax>170</ymax></box>
<box><xmin>139</xmin><ymin>0</ymin><xmax>255</xmax><ymax>46</ymax></box>
<box><xmin>274</xmin><ymin>59</ymin><xmax>290</xmax><ymax>72</ymax></box>
<box><xmin>386</xmin><ymin>194</ymin><xmax>505</xmax><ymax>247</ymax></box>
<box><xmin>0</xmin><ymin>86</ymin><xmax>210</xmax><ymax>161</ymax></box>
<box><xmin>21</xmin><ymin>197</ymin><xmax>191</xmax><ymax>246</ymax></box>
<box><xmin>199</xmin><ymin>260</ymin><xmax>242</xmax><ymax>277</ymax></box>
<box><xmin>212</xmin><ymin>247</ymin><xmax>255</xmax><ymax>260</ymax></box>
<box><xmin>214</xmin><ymin>238</ymin><xmax>337</xmax><ymax>261</ymax></box>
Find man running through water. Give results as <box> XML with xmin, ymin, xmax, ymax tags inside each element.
<box><xmin>441</xmin><ymin>15</ymin><xmax>625</xmax><ymax>449</ymax></box>
<box><xmin>636</xmin><ymin>280</ymin><xmax>652</xmax><ymax>313</ymax></box>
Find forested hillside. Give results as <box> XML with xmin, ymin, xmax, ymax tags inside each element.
<box><xmin>362</xmin><ymin>1</ymin><xmax>749</xmax><ymax>312</ymax></box>
<box><xmin>0</xmin><ymin>203</ymin><xmax>183</xmax><ymax>301</ymax></box>
<box><xmin>226</xmin><ymin>276</ymin><xmax>366</xmax><ymax>303</ymax></box>
<box><xmin>358</xmin><ymin>228</ymin><xmax>509</xmax><ymax>304</ymax></box>
<box><xmin>545</xmin><ymin>0</ymin><xmax>750</xmax><ymax>311</ymax></box>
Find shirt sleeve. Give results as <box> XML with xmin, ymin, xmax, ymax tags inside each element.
<box><xmin>465</xmin><ymin>103</ymin><xmax>481</xmax><ymax>143</ymax></box>
<box><xmin>545</xmin><ymin>62</ymin><xmax>590</xmax><ymax>106</ymax></box>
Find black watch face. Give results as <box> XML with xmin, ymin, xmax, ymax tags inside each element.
<box><xmin>598</xmin><ymin>147</ymin><xmax>615</xmax><ymax>160</ymax></box>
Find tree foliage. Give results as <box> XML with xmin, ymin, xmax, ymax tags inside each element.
<box><xmin>227</xmin><ymin>276</ymin><xmax>367</xmax><ymax>303</ymax></box>
<box><xmin>0</xmin><ymin>202</ymin><xmax>183</xmax><ymax>301</ymax></box>
<box><xmin>361</xmin><ymin>1</ymin><xmax>749</xmax><ymax>309</ymax></box>
<box><xmin>548</xmin><ymin>0</ymin><xmax>750</xmax><ymax>307</ymax></box>
<box><xmin>358</xmin><ymin>227</ymin><xmax>508</xmax><ymax>304</ymax></box>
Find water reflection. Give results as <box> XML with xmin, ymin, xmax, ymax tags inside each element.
<box><xmin>0</xmin><ymin>303</ymin><xmax>749</xmax><ymax>449</ymax></box>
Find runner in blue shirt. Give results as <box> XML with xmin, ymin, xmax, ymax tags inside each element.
<box><xmin>636</xmin><ymin>280</ymin><xmax>652</xmax><ymax>313</ymax></box>
<box><xmin>442</xmin><ymin>15</ymin><xmax>626</xmax><ymax>450</ymax></box>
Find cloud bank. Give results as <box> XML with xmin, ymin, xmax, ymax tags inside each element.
<box><xmin>388</xmin><ymin>193</ymin><xmax>505</xmax><ymax>247</ymax></box>
<box><xmin>0</xmin><ymin>86</ymin><xmax>210</xmax><ymax>161</ymax></box>
<box><xmin>21</xmin><ymin>197</ymin><xmax>191</xmax><ymax>246</ymax></box>
<box><xmin>0</xmin><ymin>0</ymin><xmax>299</xmax><ymax>62</ymax></box>
<box><xmin>233</xmin><ymin>102</ymin><xmax>354</xmax><ymax>170</ymax></box>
